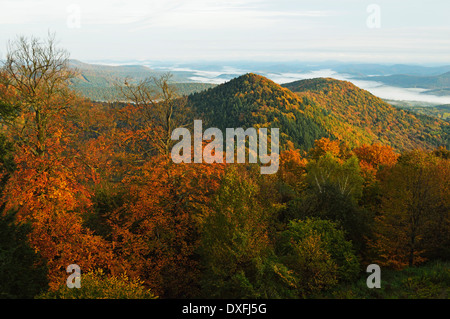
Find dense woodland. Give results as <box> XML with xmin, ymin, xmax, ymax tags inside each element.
<box><xmin>0</xmin><ymin>36</ymin><xmax>449</xmax><ymax>299</ymax></box>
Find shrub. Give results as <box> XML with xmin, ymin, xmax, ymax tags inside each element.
<box><xmin>38</xmin><ymin>269</ymin><xmax>157</xmax><ymax>299</ymax></box>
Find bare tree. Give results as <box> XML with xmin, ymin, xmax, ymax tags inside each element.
<box><xmin>0</xmin><ymin>33</ymin><xmax>76</xmax><ymax>156</ymax></box>
<box><xmin>117</xmin><ymin>72</ymin><xmax>190</xmax><ymax>157</ymax></box>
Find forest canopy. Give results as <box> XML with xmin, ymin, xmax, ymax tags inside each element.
<box><xmin>0</xmin><ymin>35</ymin><xmax>449</xmax><ymax>299</ymax></box>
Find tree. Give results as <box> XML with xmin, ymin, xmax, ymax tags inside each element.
<box><xmin>38</xmin><ymin>269</ymin><xmax>157</xmax><ymax>299</ymax></box>
<box><xmin>306</xmin><ymin>153</ymin><xmax>364</xmax><ymax>201</ymax></box>
<box><xmin>433</xmin><ymin>146</ymin><xmax>450</xmax><ymax>159</ymax></box>
<box><xmin>353</xmin><ymin>143</ymin><xmax>399</xmax><ymax>181</ymax></box>
<box><xmin>287</xmin><ymin>153</ymin><xmax>369</xmax><ymax>253</ymax></box>
<box><xmin>308</xmin><ymin>138</ymin><xmax>350</xmax><ymax>162</ymax></box>
<box><xmin>107</xmin><ymin>156</ymin><xmax>225</xmax><ymax>298</ymax></box>
<box><xmin>353</xmin><ymin>143</ymin><xmax>399</xmax><ymax>217</ymax></box>
<box><xmin>0</xmin><ymin>33</ymin><xmax>77</xmax><ymax>157</ymax></box>
<box><xmin>0</xmin><ymin>35</ymin><xmax>111</xmax><ymax>289</ymax></box>
<box><xmin>0</xmin><ymin>133</ymin><xmax>15</xmax><ymax>192</ymax></box>
<box><xmin>276</xmin><ymin>218</ymin><xmax>359</xmax><ymax>297</ymax></box>
<box><xmin>199</xmin><ymin>166</ymin><xmax>274</xmax><ymax>298</ymax></box>
<box><xmin>1</xmin><ymin>148</ymin><xmax>112</xmax><ymax>288</ymax></box>
<box><xmin>117</xmin><ymin>73</ymin><xmax>190</xmax><ymax>158</ymax></box>
<box><xmin>373</xmin><ymin>150</ymin><xmax>450</xmax><ymax>268</ymax></box>
<box><xmin>277</xmin><ymin>143</ymin><xmax>308</xmax><ymax>199</ymax></box>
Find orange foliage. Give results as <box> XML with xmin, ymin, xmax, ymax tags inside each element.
<box><xmin>1</xmin><ymin>116</ymin><xmax>111</xmax><ymax>289</ymax></box>
<box><xmin>278</xmin><ymin>143</ymin><xmax>308</xmax><ymax>192</ymax></box>
<box><xmin>107</xmin><ymin>156</ymin><xmax>225</xmax><ymax>297</ymax></box>
<box><xmin>353</xmin><ymin>143</ymin><xmax>399</xmax><ymax>180</ymax></box>
<box><xmin>370</xmin><ymin>150</ymin><xmax>449</xmax><ymax>269</ymax></box>
<box><xmin>308</xmin><ymin>137</ymin><xmax>350</xmax><ymax>162</ymax></box>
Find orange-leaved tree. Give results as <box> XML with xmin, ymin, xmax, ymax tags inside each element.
<box><xmin>371</xmin><ymin>150</ymin><xmax>450</xmax><ymax>269</ymax></box>
<box><xmin>107</xmin><ymin>155</ymin><xmax>225</xmax><ymax>298</ymax></box>
<box><xmin>353</xmin><ymin>143</ymin><xmax>399</xmax><ymax>181</ymax></box>
<box><xmin>0</xmin><ymin>34</ymin><xmax>111</xmax><ymax>289</ymax></box>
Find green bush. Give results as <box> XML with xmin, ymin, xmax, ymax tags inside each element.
<box><xmin>276</xmin><ymin>217</ymin><xmax>360</xmax><ymax>297</ymax></box>
<box><xmin>37</xmin><ymin>269</ymin><xmax>158</xmax><ymax>299</ymax></box>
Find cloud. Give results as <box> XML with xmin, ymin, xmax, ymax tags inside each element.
<box><xmin>129</xmin><ymin>1</ymin><xmax>336</xmax><ymax>31</ymax></box>
<box><xmin>0</xmin><ymin>0</ymin><xmax>449</xmax><ymax>63</ymax></box>
<box><xmin>0</xmin><ymin>0</ymin><xmax>185</xmax><ymax>25</ymax></box>
<box><xmin>0</xmin><ymin>0</ymin><xmax>334</xmax><ymax>29</ymax></box>
<box><xmin>0</xmin><ymin>0</ymin><xmax>62</xmax><ymax>24</ymax></box>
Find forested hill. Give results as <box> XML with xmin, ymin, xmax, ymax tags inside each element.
<box><xmin>187</xmin><ymin>73</ymin><xmax>331</xmax><ymax>151</ymax></box>
<box><xmin>187</xmin><ymin>73</ymin><xmax>449</xmax><ymax>152</ymax></box>
<box><xmin>282</xmin><ymin>77</ymin><xmax>449</xmax><ymax>151</ymax></box>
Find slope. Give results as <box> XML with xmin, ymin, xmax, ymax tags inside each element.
<box><xmin>188</xmin><ymin>73</ymin><xmax>331</xmax><ymax>151</ymax></box>
<box><xmin>282</xmin><ymin>77</ymin><xmax>449</xmax><ymax>151</ymax></box>
<box><xmin>187</xmin><ymin>74</ymin><xmax>449</xmax><ymax>151</ymax></box>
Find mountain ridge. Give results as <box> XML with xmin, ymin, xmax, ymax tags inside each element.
<box><xmin>187</xmin><ymin>73</ymin><xmax>449</xmax><ymax>151</ymax></box>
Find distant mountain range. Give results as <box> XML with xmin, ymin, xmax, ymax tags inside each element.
<box><xmin>82</xmin><ymin>59</ymin><xmax>450</xmax><ymax>77</ymax></box>
<box><xmin>357</xmin><ymin>72</ymin><xmax>450</xmax><ymax>96</ymax></box>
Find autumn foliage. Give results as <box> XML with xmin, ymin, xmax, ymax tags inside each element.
<box><xmin>0</xmin><ymin>35</ymin><xmax>449</xmax><ymax>299</ymax></box>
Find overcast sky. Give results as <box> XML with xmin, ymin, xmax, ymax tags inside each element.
<box><xmin>0</xmin><ymin>0</ymin><xmax>449</xmax><ymax>64</ymax></box>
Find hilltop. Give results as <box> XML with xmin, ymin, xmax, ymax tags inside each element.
<box><xmin>187</xmin><ymin>73</ymin><xmax>330</xmax><ymax>151</ymax></box>
<box><xmin>282</xmin><ymin>77</ymin><xmax>449</xmax><ymax>150</ymax></box>
<box><xmin>187</xmin><ymin>74</ymin><xmax>449</xmax><ymax>151</ymax></box>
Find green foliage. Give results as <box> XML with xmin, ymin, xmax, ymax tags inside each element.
<box><xmin>0</xmin><ymin>211</ymin><xmax>48</xmax><ymax>299</ymax></box>
<box><xmin>285</xmin><ymin>153</ymin><xmax>370</xmax><ymax>253</ymax></box>
<box><xmin>283</xmin><ymin>77</ymin><xmax>450</xmax><ymax>151</ymax></box>
<box><xmin>199</xmin><ymin>167</ymin><xmax>277</xmax><ymax>298</ymax></box>
<box><xmin>306</xmin><ymin>154</ymin><xmax>364</xmax><ymax>202</ymax></box>
<box><xmin>37</xmin><ymin>269</ymin><xmax>157</xmax><ymax>299</ymax></box>
<box><xmin>278</xmin><ymin>231</ymin><xmax>338</xmax><ymax>297</ymax></box>
<box><xmin>0</xmin><ymin>100</ymin><xmax>20</xmax><ymax>123</ymax></box>
<box><xmin>188</xmin><ymin>73</ymin><xmax>330</xmax><ymax>151</ymax></box>
<box><xmin>374</xmin><ymin>150</ymin><xmax>450</xmax><ymax>267</ymax></box>
<box><xmin>276</xmin><ymin>218</ymin><xmax>360</xmax><ymax>298</ymax></box>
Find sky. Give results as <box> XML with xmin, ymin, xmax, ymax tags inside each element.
<box><xmin>0</xmin><ymin>0</ymin><xmax>449</xmax><ymax>64</ymax></box>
